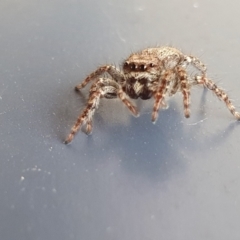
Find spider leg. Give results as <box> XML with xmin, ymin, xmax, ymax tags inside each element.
<box><xmin>65</xmin><ymin>78</ymin><xmax>138</xmax><ymax>144</ymax></box>
<box><xmin>183</xmin><ymin>55</ymin><xmax>207</xmax><ymax>74</ymax></box>
<box><xmin>169</xmin><ymin>78</ymin><xmax>180</xmax><ymax>96</ymax></box>
<box><xmin>152</xmin><ymin>70</ymin><xmax>173</xmax><ymax>123</ymax></box>
<box><xmin>177</xmin><ymin>67</ymin><xmax>191</xmax><ymax>118</ymax></box>
<box><xmin>93</xmin><ymin>78</ymin><xmax>138</xmax><ymax>116</ymax></box>
<box><xmin>194</xmin><ymin>75</ymin><xmax>240</xmax><ymax>120</ymax></box>
<box><xmin>85</xmin><ymin>120</ymin><xmax>93</xmax><ymax>135</ymax></box>
<box><xmin>64</xmin><ymin>88</ymin><xmax>102</xmax><ymax>144</ymax></box>
<box><xmin>160</xmin><ymin>99</ymin><xmax>169</xmax><ymax>109</ymax></box>
<box><xmin>75</xmin><ymin>65</ymin><xmax>125</xmax><ymax>91</ymax></box>
<box><xmin>117</xmin><ymin>89</ymin><xmax>139</xmax><ymax>116</ymax></box>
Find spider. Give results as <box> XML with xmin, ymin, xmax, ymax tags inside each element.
<box><xmin>64</xmin><ymin>46</ymin><xmax>240</xmax><ymax>144</ymax></box>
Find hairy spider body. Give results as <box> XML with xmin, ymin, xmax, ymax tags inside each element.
<box><xmin>65</xmin><ymin>46</ymin><xmax>240</xmax><ymax>144</ymax></box>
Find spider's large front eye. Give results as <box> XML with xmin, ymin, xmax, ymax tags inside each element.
<box><xmin>130</xmin><ymin>63</ymin><xmax>136</xmax><ymax>70</ymax></box>
<box><xmin>140</xmin><ymin>64</ymin><xmax>146</xmax><ymax>71</ymax></box>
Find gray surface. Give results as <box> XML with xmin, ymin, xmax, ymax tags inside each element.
<box><xmin>1</xmin><ymin>0</ymin><xmax>240</xmax><ymax>239</ymax></box>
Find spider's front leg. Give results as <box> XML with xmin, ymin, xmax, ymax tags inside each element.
<box><xmin>75</xmin><ymin>65</ymin><xmax>124</xmax><ymax>91</ymax></box>
<box><xmin>152</xmin><ymin>70</ymin><xmax>173</xmax><ymax>123</ymax></box>
<box><xmin>64</xmin><ymin>86</ymin><xmax>102</xmax><ymax>144</ymax></box>
<box><xmin>65</xmin><ymin>78</ymin><xmax>138</xmax><ymax>144</ymax></box>
<box><xmin>177</xmin><ymin>67</ymin><xmax>191</xmax><ymax>118</ymax></box>
<box><xmin>194</xmin><ymin>75</ymin><xmax>240</xmax><ymax>120</ymax></box>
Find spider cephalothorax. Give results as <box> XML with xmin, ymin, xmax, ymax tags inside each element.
<box><xmin>64</xmin><ymin>46</ymin><xmax>240</xmax><ymax>144</ymax></box>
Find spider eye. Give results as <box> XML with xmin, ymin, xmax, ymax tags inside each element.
<box><xmin>149</xmin><ymin>63</ymin><xmax>154</xmax><ymax>67</ymax></box>
<box><xmin>140</xmin><ymin>65</ymin><xmax>146</xmax><ymax>71</ymax></box>
<box><xmin>130</xmin><ymin>64</ymin><xmax>136</xmax><ymax>70</ymax></box>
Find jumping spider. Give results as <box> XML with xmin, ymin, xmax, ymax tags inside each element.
<box><xmin>65</xmin><ymin>46</ymin><xmax>240</xmax><ymax>144</ymax></box>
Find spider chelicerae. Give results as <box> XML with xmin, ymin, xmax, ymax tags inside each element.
<box><xmin>65</xmin><ymin>46</ymin><xmax>240</xmax><ymax>144</ymax></box>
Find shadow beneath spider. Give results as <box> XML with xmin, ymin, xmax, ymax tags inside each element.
<box><xmin>106</xmin><ymin>106</ymin><xmax>186</xmax><ymax>182</ymax></box>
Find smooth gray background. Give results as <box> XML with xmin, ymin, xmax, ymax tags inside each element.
<box><xmin>1</xmin><ymin>0</ymin><xmax>240</xmax><ymax>240</ymax></box>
